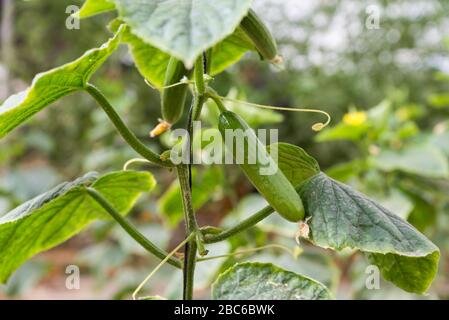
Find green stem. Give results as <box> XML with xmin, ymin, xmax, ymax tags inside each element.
<box><xmin>203</xmin><ymin>184</ymin><xmax>304</xmax><ymax>243</ymax></box>
<box><xmin>177</xmin><ymin>164</ymin><xmax>199</xmax><ymax>300</ymax></box>
<box><xmin>85</xmin><ymin>83</ymin><xmax>172</xmax><ymax>168</ymax></box>
<box><xmin>86</xmin><ymin>188</ymin><xmax>182</xmax><ymax>269</ymax></box>
<box><xmin>203</xmin><ymin>205</ymin><xmax>274</xmax><ymax>243</ymax></box>
<box><xmin>194</xmin><ymin>55</ymin><xmax>205</xmax><ymax>96</ymax></box>
<box><xmin>206</xmin><ymin>88</ymin><xmax>227</xmax><ymax>113</ymax></box>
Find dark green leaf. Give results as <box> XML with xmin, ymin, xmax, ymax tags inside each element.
<box><xmin>299</xmin><ymin>172</ymin><xmax>440</xmax><ymax>294</ymax></box>
<box><xmin>212</xmin><ymin>262</ymin><xmax>333</xmax><ymax>300</ymax></box>
<box><xmin>0</xmin><ymin>170</ymin><xmax>155</xmax><ymax>283</ymax></box>
<box><xmin>268</xmin><ymin>143</ymin><xmax>320</xmax><ymax>187</ymax></box>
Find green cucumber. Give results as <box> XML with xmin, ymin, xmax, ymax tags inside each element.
<box><xmin>218</xmin><ymin>111</ymin><xmax>304</xmax><ymax>222</ymax></box>
<box><xmin>240</xmin><ymin>9</ymin><xmax>282</xmax><ymax>64</ymax></box>
<box><xmin>161</xmin><ymin>57</ymin><xmax>192</xmax><ymax>125</ymax></box>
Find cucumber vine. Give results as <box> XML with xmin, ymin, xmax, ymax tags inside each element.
<box><xmin>0</xmin><ymin>1</ymin><xmax>440</xmax><ymax>300</ymax></box>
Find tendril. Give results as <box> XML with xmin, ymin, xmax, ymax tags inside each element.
<box><xmin>132</xmin><ymin>233</ymin><xmax>195</xmax><ymax>300</ymax></box>
<box><xmin>123</xmin><ymin>158</ymin><xmax>152</xmax><ymax>171</ymax></box>
<box><xmin>144</xmin><ymin>77</ymin><xmax>193</xmax><ymax>91</ymax></box>
<box><xmin>219</xmin><ymin>97</ymin><xmax>331</xmax><ymax>132</ymax></box>
<box><xmin>196</xmin><ymin>244</ymin><xmax>299</xmax><ymax>262</ymax></box>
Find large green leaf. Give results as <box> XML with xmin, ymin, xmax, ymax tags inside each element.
<box><xmin>299</xmin><ymin>172</ymin><xmax>440</xmax><ymax>294</ymax></box>
<box><xmin>268</xmin><ymin>143</ymin><xmax>320</xmax><ymax>187</ymax></box>
<box><xmin>209</xmin><ymin>27</ymin><xmax>255</xmax><ymax>75</ymax></box>
<box><xmin>111</xmin><ymin>21</ymin><xmax>254</xmax><ymax>88</ymax></box>
<box><xmin>112</xmin><ymin>0</ymin><xmax>253</xmax><ymax>67</ymax></box>
<box><xmin>212</xmin><ymin>262</ymin><xmax>333</xmax><ymax>300</ymax></box>
<box><xmin>0</xmin><ymin>170</ymin><xmax>155</xmax><ymax>283</ymax></box>
<box><xmin>372</xmin><ymin>144</ymin><xmax>449</xmax><ymax>178</ymax></box>
<box><xmin>0</xmin><ymin>26</ymin><xmax>124</xmax><ymax>138</ymax></box>
<box><xmin>77</xmin><ymin>0</ymin><xmax>116</xmax><ymax>18</ymax></box>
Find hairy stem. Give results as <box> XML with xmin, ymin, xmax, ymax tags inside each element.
<box><xmin>86</xmin><ymin>188</ymin><xmax>182</xmax><ymax>269</ymax></box>
<box><xmin>206</xmin><ymin>88</ymin><xmax>227</xmax><ymax>113</ymax></box>
<box><xmin>177</xmin><ymin>164</ymin><xmax>199</xmax><ymax>300</ymax></box>
<box><xmin>85</xmin><ymin>83</ymin><xmax>173</xmax><ymax>168</ymax></box>
<box><xmin>203</xmin><ymin>184</ymin><xmax>304</xmax><ymax>243</ymax></box>
<box><xmin>203</xmin><ymin>205</ymin><xmax>275</xmax><ymax>243</ymax></box>
<box><xmin>194</xmin><ymin>55</ymin><xmax>206</xmax><ymax>96</ymax></box>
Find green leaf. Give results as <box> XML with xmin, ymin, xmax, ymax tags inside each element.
<box><xmin>428</xmin><ymin>93</ymin><xmax>449</xmax><ymax>108</ymax></box>
<box><xmin>372</xmin><ymin>144</ymin><xmax>449</xmax><ymax>178</ymax></box>
<box><xmin>268</xmin><ymin>143</ymin><xmax>320</xmax><ymax>187</ymax></box>
<box><xmin>112</xmin><ymin>0</ymin><xmax>253</xmax><ymax>67</ymax></box>
<box><xmin>109</xmin><ymin>19</ymin><xmax>170</xmax><ymax>88</ymax></box>
<box><xmin>77</xmin><ymin>0</ymin><xmax>116</xmax><ymax>18</ymax></box>
<box><xmin>210</xmin><ymin>27</ymin><xmax>255</xmax><ymax>75</ymax></box>
<box><xmin>299</xmin><ymin>172</ymin><xmax>440</xmax><ymax>294</ymax></box>
<box><xmin>0</xmin><ymin>170</ymin><xmax>155</xmax><ymax>283</ymax></box>
<box><xmin>0</xmin><ymin>26</ymin><xmax>125</xmax><ymax>138</ymax></box>
<box><xmin>212</xmin><ymin>262</ymin><xmax>333</xmax><ymax>300</ymax></box>
<box><xmin>110</xmin><ymin>21</ymin><xmax>254</xmax><ymax>88</ymax></box>
<box><xmin>316</xmin><ymin>122</ymin><xmax>370</xmax><ymax>142</ymax></box>
<box><xmin>158</xmin><ymin>167</ymin><xmax>223</xmax><ymax>227</ymax></box>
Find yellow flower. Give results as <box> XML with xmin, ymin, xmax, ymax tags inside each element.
<box><xmin>343</xmin><ymin>111</ymin><xmax>367</xmax><ymax>126</ymax></box>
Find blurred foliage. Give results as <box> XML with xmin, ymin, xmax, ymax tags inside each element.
<box><xmin>0</xmin><ymin>0</ymin><xmax>449</xmax><ymax>300</ymax></box>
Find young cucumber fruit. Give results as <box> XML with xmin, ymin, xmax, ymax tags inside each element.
<box><xmin>218</xmin><ymin>111</ymin><xmax>304</xmax><ymax>222</ymax></box>
<box><xmin>151</xmin><ymin>57</ymin><xmax>191</xmax><ymax>137</ymax></box>
<box><xmin>240</xmin><ymin>9</ymin><xmax>282</xmax><ymax>64</ymax></box>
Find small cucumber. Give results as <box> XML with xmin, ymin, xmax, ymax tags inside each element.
<box><xmin>218</xmin><ymin>111</ymin><xmax>304</xmax><ymax>222</ymax></box>
<box><xmin>240</xmin><ymin>9</ymin><xmax>282</xmax><ymax>64</ymax></box>
<box><xmin>157</xmin><ymin>57</ymin><xmax>191</xmax><ymax>133</ymax></box>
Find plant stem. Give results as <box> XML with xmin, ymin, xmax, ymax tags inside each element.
<box><xmin>203</xmin><ymin>205</ymin><xmax>275</xmax><ymax>243</ymax></box>
<box><xmin>203</xmin><ymin>183</ymin><xmax>305</xmax><ymax>243</ymax></box>
<box><xmin>85</xmin><ymin>83</ymin><xmax>173</xmax><ymax>168</ymax></box>
<box><xmin>177</xmin><ymin>164</ymin><xmax>199</xmax><ymax>300</ymax></box>
<box><xmin>86</xmin><ymin>188</ymin><xmax>182</xmax><ymax>269</ymax></box>
<box><xmin>133</xmin><ymin>232</ymin><xmax>194</xmax><ymax>300</ymax></box>
<box><xmin>178</xmin><ymin>86</ymin><xmax>208</xmax><ymax>299</ymax></box>
<box><xmin>194</xmin><ymin>55</ymin><xmax>206</xmax><ymax>96</ymax></box>
<box><xmin>206</xmin><ymin>88</ymin><xmax>227</xmax><ymax>113</ymax></box>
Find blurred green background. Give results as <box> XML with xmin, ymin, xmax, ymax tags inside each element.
<box><xmin>0</xmin><ymin>0</ymin><xmax>448</xmax><ymax>299</ymax></box>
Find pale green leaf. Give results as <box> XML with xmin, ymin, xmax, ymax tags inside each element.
<box><xmin>210</xmin><ymin>27</ymin><xmax>255</xmax><ymax>75</ymax></box>
<box><xmin>372</xmin><ymin>144</ymin><xmax>449</xmax><ymax>178</ymax></box>
<box><xmin>0</xmin><ymin>26</ymin><xmax>125</xmax><ymax>138</ymax></box>
<box><xmin>77</xmin><ymin>0</ymin><xmax>116</xmax><ymax>18</ymax></box>
<box><xmin>299</xmin><ymin>172</ymin><xmax>440</xmax><ymax>294</ymax></box>
<box><xmin>212</xmin><ymin>262</ymin><xmax>333</xmax><ymax>300</ymax></box>
<box><xmin>112</xmin><ymin>0</ymin><xmax>253</xmax><ymax>67</ymax></box>
<box><xmin>0</xmin><ymin>170</ymin><xmax>155</xmax><ymax>283</ymax></box>
<box><xmin>316</xmin><ymin>122</ymin><xmax>370</xmax><ymax>142</ymax></box>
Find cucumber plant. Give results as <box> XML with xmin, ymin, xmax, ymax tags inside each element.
<box><xmin>0</xmin><ymin>0</ymin><xmax>440</xmax><ymax>300</ymax></box>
